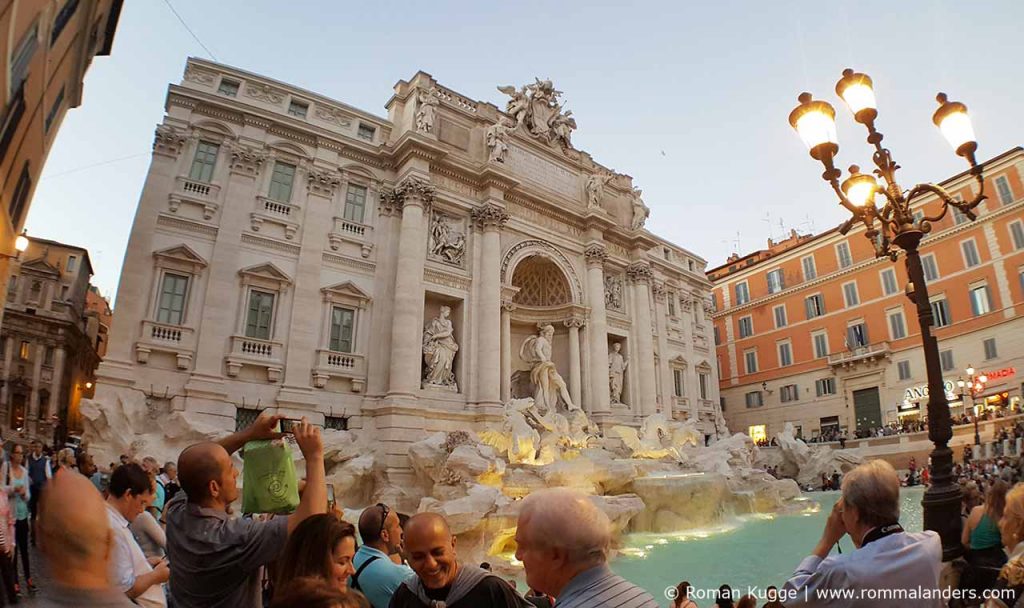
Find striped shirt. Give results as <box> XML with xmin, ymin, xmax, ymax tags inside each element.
<box><xmin>554</xmin><ymin>564</ymin><xmax>658</xmax><ymax>608</ymax></box>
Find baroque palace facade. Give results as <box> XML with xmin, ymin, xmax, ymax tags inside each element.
<box><xmin>96</xmin><ymin>59</ymin><xmax>721</xmax><ymax>476</ymax></box>
<box><xmin>711</xmin><ymin>147</ymin><xmax>1024</xmax><ymax>442</ymax></box>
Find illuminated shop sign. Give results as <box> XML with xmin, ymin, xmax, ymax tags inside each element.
<box><xmin>904</xmin><ymin>380</ymin><xmax>957</xmax><ymax>403</ymax></box>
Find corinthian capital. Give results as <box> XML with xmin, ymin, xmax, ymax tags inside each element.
<box><xmin>583</xmin><ymin>243</ymin><xmax>608</xmax><ymax>267</ymax></box>
<box><xmin>153</xmin><ymin>125</ymin><xmax>188</xmax><ymax>158</ymax></box>
<box><xmin>471</xmin><ymin>203</ymin><xmax>510</xmax><ymax>230</ymax></box>
<box><xmin>393</xmin><ymin>176</ymin><xmax>436</xmax><ymax>211</ymax></box>
<box><xmin>307</xmin><ymin>168</ymin><xmax>342</xmax><ymax>198</ymax></box>
<box><xmin>625</xmin><ymin>262</ymin><xmax>653</xmax><ymax>284</ymax></box>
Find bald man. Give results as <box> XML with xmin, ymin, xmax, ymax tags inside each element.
<box><xmin>165</xmin><ymin>413</ymin><xmax>327</xmax><ymax>608</ymax></box>
<box><xmin>37</xmin><ymin>470</ymin><xmax>135</xmax><ymax>606</ymax></box>
<box><xmin>389</xmin><ymin>512</ymin><xmax>529</xmax><ymax>608</ymax></box>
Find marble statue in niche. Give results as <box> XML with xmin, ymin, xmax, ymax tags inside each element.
<box><xmin>416</xmin><ymin>87</ymin><xmax>439</xmax><ymax>134</ymax></box>
<box><xmin>608</xmin><ymin>342</ymin><xmax>628</xmax><ymax>404</ymax></box>
<box><xmin>519</xmin><ymin>324</ymin><xmax>578</xmax><ymax>413</ymax></box>
<box><xmin>429</xmin><ymin>212</ymin><xmax>466</xmax><ymax>266</ymax></box>
<box><xmin>422</xmin><ymin>306</ymin><xmax>458</xmax><ymax>389</ymax></box>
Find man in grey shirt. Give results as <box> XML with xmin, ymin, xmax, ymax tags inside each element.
<box><xmin>165</xmin><ymin>414</ymin><xmax>327</xmax><ymax>608</ymax></box>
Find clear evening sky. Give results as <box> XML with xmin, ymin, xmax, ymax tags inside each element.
<box><xmin>26</xmin><ymin>0</ymin><xmax>1024</xmax><ymax>305</ymax></box>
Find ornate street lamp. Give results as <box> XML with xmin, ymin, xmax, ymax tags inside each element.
<box><xmin>958</xmin><ymin>365</ymin><xmax>988</xmax><ymax>446</ymax></box>
<box><xmin>789</xmin><ymin>68</ymin><xmax>985</xmax><ymax>561</ymax></box>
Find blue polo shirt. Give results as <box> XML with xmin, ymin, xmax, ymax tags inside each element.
<box><xmin>350</xmin><ymin>545</ymin><xmax>414</xmax><ymax>608</ymax></box>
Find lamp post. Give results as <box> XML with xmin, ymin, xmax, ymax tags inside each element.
<box><xmin>957</xmin><ymin>365</ymin><xmax>988</xmax><ymax>446</ymax></box>
<box><xmin>788</xmin><ymin>69</ymin><xmax>984</xmax><ymax>562</ymax></box>
<box><xmin>0</xmin><ymin>230</ymin><xmax>29</xmax><ymax>261</ymax></box>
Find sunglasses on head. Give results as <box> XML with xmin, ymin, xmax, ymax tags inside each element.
<box><xmin>377</xmin><ymin>503</ymin><xmax>390</xmax><ymax>538</ymax></box>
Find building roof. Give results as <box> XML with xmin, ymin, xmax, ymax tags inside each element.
<box><xmin>25</xmin><ymin>236</ymin><xmax>94</xmax><ymax>276</ymax></box>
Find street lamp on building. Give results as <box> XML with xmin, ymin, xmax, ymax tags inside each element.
<box><xmin>0</xmin><ymin>230</ymin><xmax>29</xmax><ymax>261</ymax></box>
<box><xmin>958</xmin><ymin>365</ymin><xmax>988</xmax><ymax>446</ymax></box>
<box><xmin>788</xmin><ymin>69</ymin><xmax>984</xmax><ymax>561</ymax></box>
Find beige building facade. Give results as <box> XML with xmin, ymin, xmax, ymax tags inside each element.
<box><xmin>97</xmin><ymin>59</ymin><xmax>721</xmax><ymax>477</ymax></box>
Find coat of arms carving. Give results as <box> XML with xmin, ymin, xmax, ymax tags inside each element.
<box><xmin>497</xmin><ymin>78</ymin><xmax>577</xmax><ymax>149</ymax></box>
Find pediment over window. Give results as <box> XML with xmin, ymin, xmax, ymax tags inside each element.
<box><xmin>696</xmin><ymin>360</ymin><xmax>713</xmax><ymax>373</ymax></box>
<box><xmin>239</xmin><ymin>262</ymin><xmax>292</xmax><ymax>290</ymax></box>
<box><xmin>670</xmin><ymin>355</ymin><xmax>688</xmax><ymax>367</ymax></box>
<box><xmin>321</xmin><ymin>281</ymin><xmax>371</xmax><ymax>308</ymax></box>
<box><xmin>153</xmin><ymin>245</ymin><xmax>208</xmax><ymax>272</ymax></box>
<box><xmin>18</xmin><ymin>258</ymin><xmax>61</xmax><ymax>277</ymax></box>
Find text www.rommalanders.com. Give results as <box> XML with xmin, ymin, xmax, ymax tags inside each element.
<box><xmin>808</xmin><ymin>587</ymin><xmax>1015</xmax><ymax>602</ymax></box>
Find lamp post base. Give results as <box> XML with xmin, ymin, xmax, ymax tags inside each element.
<box><xmin>921</xmin><ymin>446</ymin><xmax>964</xmax><ymax>561</ymax></box>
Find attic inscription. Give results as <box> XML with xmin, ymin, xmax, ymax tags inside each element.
<box><xmin>507</xmin><ymin>145</ymin><xmax>578</xmax><ymax>199</ymax></box>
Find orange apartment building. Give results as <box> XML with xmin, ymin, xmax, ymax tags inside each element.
<box><xmin>0</xmin><ymin>1</ymin><xmax>123</xmax><ymax>311</ymax></box>
<box><xmin>710</xmin><ymin>147</ymin><xmax>1024</xmax><ymax>443</ymax></box>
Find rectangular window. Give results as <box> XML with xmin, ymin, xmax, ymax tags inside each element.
<box><xmin>815</xmin><ymin>377</ymin><xmax>837</xmax><ymax>397</ymax></box>
<box><xmin>913</xmin><ymin>210</ymin><xmax>925</xmax><ymax>223</ymax></box>
<box><xmin>738</xmin><ymin>316</ymin><xmax>753</xmax><ymax>338</ymax></box>
<box><xmin>343</xmin><ymin>184</ymin><xmax>367</xmax><ymax>223</ymax></box>
<box><xmin>888</xmin><ymin>309</ymin><xmax>907</xmax><ymax>340</ymax></box>
<box><xmin>766</xmin><ymin>269</ymin><xmax>785</xmax><ymax>294</ymax></box>
<box><xmin>897</xmin><ymin>360</ymin><xmax>911</xmax><ymax>381</ymax></box>
<box><xmin>984</xmin><ymin>338</ymin><xmax>998</xmax><ymax>360</ymax></box>
<box><xmin>709</xmin><ymin>293</ymin><xmax>718</xmax><ymax>312</ymax></box>
<box><xmin>842</xmin><ymin>281</ymin><xmax>860</xmax><ymax>307</ymax></box>
<box><xmin>188</xmin><ymin>141</ymin><xmax>219</xmax><ymax>183</ymax></box>
<box><xmin>734</xmin><ymin>282</ymin><xmax>750</xmax><ymax>305</ymax></box>
<box><xmin>329</xmin><ymin>306</ymin><xmax>355</xmax><ymax>353</ymax></box>
<box><xmin>940</xmin><ymin>349</ymin><xmax>955</xmax><ymax>372</ymax></box>
<box><xmin>8</xmin><ymin>164</ymin><xmax>31</xmax><ymax>229</ymax></box>
<box><xmin>880</xmin><ymin>268</ymin><xmax>899</xmax><ymax>296</ymax></box>
<box><xmin>744</xmin><ymin>350</ymin><xmax>758</xmax><ymax>374</ymax></box>
<box><xmin>805</xmin><ymin>294</ymin><xmax>825</xmax><ymax>319</ymax></box>
<box><xmin>970</xmin><ymin>284</ymin><xmax>992</xmax><ymax>316</ymax></box>
<box><xmin>44</xmin><ymin>346</ymin><xmax>54</xmax><ymax>366</ymax></box>
<box><xmin>962</xmin><ymin>239</ymin><xmax>981</xmax><ymax>268</ymax></box>
<box><xmin>780</xmin><ymin>384</ymin><xmax>799</xmax><ymax>403</ymax></box>
<box><xmin>699</xmin><ymin>373</ymin><xmax>709</xmax><ymax>400</ymax></box>
<box><xmin>952</xmin><ymin>206</ymin><xmax>970</xmax><ymax>226</ymax></box>
<box><xmin>689</xmin><ymin>259</ymin><xmax>696</xmax><ymax>272</ymax></box>
<box><xmin>44</xmin><ymin>86</ymin><xmax>65</xmax><ymax>132</ymax></box>
<box><xmin>245</xmin><ymin>290</ymin><xmax>275</xmax><ymax>340</ymax></box>
<box><xmin>778</xmin><ymin>342</ymin><xmax>793</xmax><ymax>367</ymax></box>
<box><xmin>802</xmin><ymin>255</ymin><xmax>817</xmax><ymax>281</ymax></box>
<box><xmin>66</xmin><ymin>255</ymin><xmax>77</xmax><ymax>272</ymax></box>
<box><xmin>218</xmin><ymin>79</ymin><xmax>239</xmax><ymax>97</ymax></box>
<box><xmin>19</xmin><ymin>341</ymin><xmax>29</xmax><ymax>360</ymax></box>
<box><xmin>1010</xmin><ymin>221</ymin><xmax>1024</xmax><ymax>250</ymax></box>
<box><xmin>10</xmin><ymin>24</ymin><xmax>38</xmax><ymax>90</ymax></box>
<box><xmin>773</xmin><ymin>304</ymin><xmax>787</xmax><ymax>329</ymax></box>
<box><xmin>836</xmin><ymin>242</ymin><xmax>853</xmax><ymax>269</ymax></box>
<box><xmin>357</xmin><ymin>123</ymin><xmax>376</xmax><ymax>141</ymax></box>
<box><xmin>996</xmin><ymin>176</ymin><xmax>1014</xmax><ymax>205</ymax></box>
<box><xmin>922</xmin><ymin>254</ymin><xmax>939</xmax><ymax>282</ymax></box>
<box><xmin>51</xmin><ymin>0</ymin><xmax>80</xmax><ymax>45</ymax></box>
<box><xmin>156</xmin><ymin>273</ymin><xmax>189</xmax><ymax>325</ymax></box>
<box><xmin>287</xmin><ymin>100</ymin><xmax>308</xmax><ymax>118</ymax></box>
<box><xmin>268</xmin><ymin>161</ymin><xmax>296</xmax><ymax>202</ymax></box>
<box><xmin>235</xmin><ymin>408</ymin><xmax>261</xmax><ymax>432</ymax></box>
<box><xmin>847</xmin><ymin>322</ymin><xmax>868</xmax><ymax>348</ymax></box>
<box><xmin>667</xmin><ymin>293</ymin><xmax>677</xmax><ymax>317</ymax></box>
<box><xmin>324</xmin><ymin>415</ymin><xmax>348</xmax><ymax>431</ymax></box>
<box><xmin>673</xmin><ymin>369</ymin><xmax>684</xmax><ymax>397</ymax></box>
<box><xmin>745</xmin><ymin>391</ymin><xmax>763</xmax><ymax>408</ymax></box>
<box><xmin>813</xmin><ymin>332</ymin><xmax>829</xmax><ymax>359</ymax></box>
<box><xmin>931</xmin><ymin>297</ymin><xmax>952</xmax><ymax>328</ymax></box>
<box><xmin>713</xmin><ymin>326</ymin><xmax>720</xmax><ymax>345</ymax></box>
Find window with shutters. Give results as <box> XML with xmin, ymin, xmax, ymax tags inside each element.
<box><xmin>329</xmin><ymin>307</ymin><xmax>355</xmax><ymax>353</ymax></box>
<box><xmin>812</xmin><ymin>331</ymin><xmax>829</xmax><ymax>359</ymax></box>
<box><xmin>887</xmin><ymin>309</ymin><xmax>907</xmax><ymax>340</ymax></box>
<box><xmin>745</xmin><ymin>391</ymin><xmax>763</xmax><ymax>408</ymax></box>
<box><xmin>996</xmin><ymin>175</ymin><xmax>1015</xmax><ymax>205</ymax></box>
<box><xmin>921</xmin><ymin>254</ymin><xmax>939</xmax><ymax>282</ymax></box>
<box><xmin>780</xmin><ymin>384</ymin><xmax>799</xmax><ymax>403</ymax></box>
<box><xmin>984</xmin><ymin>338</ymin><xmax>998</xmax><ymax>360</ymax></box>
<box><xmin>940</xmin><ymin>349</ymin><xmax>955</xmax><ymax>372</ymax></box>
<box><xmin>734</xmin><ymin>281</ymin><xmax>750</xmax><ymax>305</ymax></box>
<box><xmin>931</xmin><ymin>296</ymin><xmax>952</xmax><ymax>328</ymax></box>
<box><xmin>961</xmin><ymin>239</ymin><xmax>981</xmax><ymax>268</ymax></box>
<box><xmin>805</xmin><ymin>294</ymin><xmax>825</xmax><ymax>319</ymax></box>
<box><xmin>738</xmin><ymin>316</ymin><xmax>753</xmax><ymax>338</ymax></box>
<box><xmin>268</xmin><ymin>161</ymin><xmax>296</xmax><ymax>202</ymax></box>
<box><xmin>1010</xmin><ymin>221</ymin><xmax>1024</xmax><ymax>251</ymax></box>
<box><xmin>952</xmin><ymin>206</ymin><xmax>970</xmax><ymax>225</ymax></box>
<box><xmin>773</xmin><ymin>304</ymin><xmax>787</xmax><ymax>328</ymax></box>
<box><xmin>970</xmin><ymin>284</ymin><xmax>992</xmax><ymax>316</ymax></box>
<box><xmin>189</xmin><ymin>141</ymin><xmax>219</xmax><ymax>183</ymax></box>
<box><xmin>880</xmin><ymin>268</ymin><xmax>899</xmax><ymax>296</ymax></box>
<box><xmin>766</xmin><ymin>269</ymin><xmax>785</xmax><ymax>294</ymax></box>
<box><xmin>897</xmin><ymin>360</ymin><xmax>911</xmax><ymax>381</ymax></box>
<box><xmin>777</xmin><ymin>341</ymin><xmax>793</xmax><ymax>367</ymax></box>
<box><xmin>836</xmin><ymin>242</ymin><xmax>853</xmax><ymax>269</ymax></box>
<box><xmin>245</xmin><ymin>290</ymin><xmax>276</xmax><ymax>340</ymax></box>
<box><xmin>815</xmin><ymin>377</ymin><xmax>837</xmax><ymax>396</ymax></box>
<box><xmin>156</xmin><ymin>273</ymin><xmax>190</xmax><ymax>325</ymax></box>
<box><xmin>847</xmin><ymin>322</ymin><xmax>868</xmax><ymax>348</ymax></box>
<box><xmin>802</xmin><ymin>255</ymin><xmax>817</xmax><ymax>281</ymax></box>
<box><xmin>744</xmin><ymin>350</ymin><xmax>758</xmax><ymax>374</ymax></box>
<box><xmin>842</xmin><ymin>281</ymin><xmax>860</xmax><ymax>307</ymax></box>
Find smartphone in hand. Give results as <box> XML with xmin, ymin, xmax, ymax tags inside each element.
<box><xmin>279</xmin><ymin>418</ymin><xmax>302</xmax><ymax>434</ymax></box>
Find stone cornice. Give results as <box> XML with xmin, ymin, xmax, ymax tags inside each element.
<box><xmin>470</xmin><ymin>203</ymin><xmax>510</xmax><ymax>230</ymax></box>
<box><xmin>391</xmin><ymin>132</ymin><xmax>449</xmax><ymax>167</ymax></box>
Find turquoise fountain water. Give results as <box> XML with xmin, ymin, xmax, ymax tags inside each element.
<box><xmin>610</xmin><ymin>487</ymin><xmax>926</xmax><ymax>602</ymax></box>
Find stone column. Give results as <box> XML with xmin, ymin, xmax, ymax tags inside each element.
<box><xmin>0</xmin><ymin>336</ymin><xmax>13</xmax><ymax>410</ymax></box>
<box><xmin>387</xmin><ymin>177</ymin><xmax>434</xmax><ymax>398</ymax></box>
<box><xmin>565</xmin><ymin>317</ymin><xmax>584</xmax><ymax>407</ymax></box>
<box><xmin>500</xmin><ymin>301</ymin><xmax>514</xmax><ymax>403</ymax></box>
<box><xmin>627</xmin><ymin>262</ymin><xmax>657</xmax><ymax>417</ymax></box>
<box><xmin>584</xmin><ymin>244</ymin><xmax>611</xmax><ymax>415</ymax></box>
<box><xmin>50</xmin><ymin>347</ymin><xmax>65</xmax><ymax>422</ymax></box>
<box><xmin>28</xmin><ymin>343</ymin><xmax>44</xmax><ymax>433</ymax></box>
<box><xmin>471</xmin><ymin>203</ymin><xmax>509</xmax><ymax>408</ymax></box>
<box><xmin>651</xmin><ymin>282</ymin><xmax>674</xmax><ymax>416</ymax></box>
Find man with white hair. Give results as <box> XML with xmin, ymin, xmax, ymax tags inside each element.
<box><xmin>515</xmin><ymin>488</ymin><xmax>658</xmax><ymax>608</ymax></box>
<box><xmin>783</xmin><ymin>459</ymin><xmax>944</xmax><ymax>607</ymax></box>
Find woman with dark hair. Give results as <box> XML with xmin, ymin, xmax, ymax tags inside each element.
<box><xmin>270</xmin><ymin>576</ymin><xmax>369</xmax><ymax>608</ymax></box>
<box><xmin>275</xmin><ymin>514</ymin><xmax>360</xmax><ymax>595</ymax></box>
<box><xmin>671</xmin><ymin>581</ymin><xmax>697</xmax><ymax>608</ymax></box>
<box><xmin>714</xmin><ymin>584</ymin><xmax>734</xmax><ymax>608</ymax></box>
<box><xmin>962</xmin><ymin>480</ymin><xmax>1009</xmax><ymax>595</ymax></box>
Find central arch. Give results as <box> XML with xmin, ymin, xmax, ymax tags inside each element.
<box><xmin>500</xmin><ymin>239</ymin><xmax>583</xmax><ymax>304</ymax></box>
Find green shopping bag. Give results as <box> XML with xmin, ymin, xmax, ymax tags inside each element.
<box><xmin>241</xmin><ymin>439</ymin><xmax>300</xmax><ymax>514</ymax></box>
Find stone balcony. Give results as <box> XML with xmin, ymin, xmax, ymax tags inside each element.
<box><xmin>699</xmin><ymin>399</ymin><xmax>715</xmax><ymax>411</ymax></box>
<box><xmin>168</xmin><ymin>176</ymin><xmax>221</xmax><ymax>219</ymax></box>
<box><xmin>828</xmin><ymin>341</ymin><xmax>891</xmax><ymax>370</ymax></box>
<box><xmin>135</xmin><ymin>321</ymin><xmax>196</xmax><ymax>370</ymax></box>
<box><xmin>250</xmin><ymin>196</ymin><xmax>300</xmax><ymax>239</ymax></box>
<box><xmin>225</xmin><ymin>336</ymin><xmax>284</xmax><ymax>382</ymax></box>
<box><xmin>327</xmin><ymin>217</ymin><xmax>374</xmax><ymax>258</ymax></box>
<box><xmin>311</xmin><ymin>349</ymin><xmax>366</xmax><ymax>392</ymax></box>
